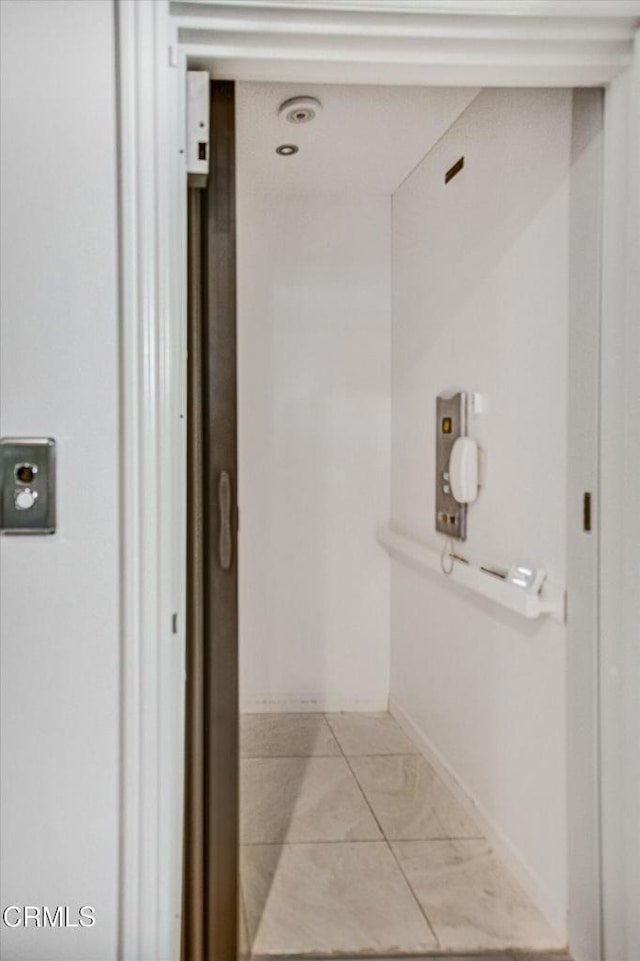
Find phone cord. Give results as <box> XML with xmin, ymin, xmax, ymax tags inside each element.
<box><xmin>440</xmin><ymin>536</ymin><xmax>454</xmax><ymax>575</ymax></box>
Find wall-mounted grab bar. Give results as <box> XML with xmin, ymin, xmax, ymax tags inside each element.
<box><xmin>377</xmin><ymin>526</ymin><xmax>566</xmax><ymax>624</ymax></box>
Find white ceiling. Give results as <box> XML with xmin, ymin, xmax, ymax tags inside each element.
<box><xmin>236</xmin><ymin>82</ymin><xmax>480</xmax><ymax>195</ymax></box>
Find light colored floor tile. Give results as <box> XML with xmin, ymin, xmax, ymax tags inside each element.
<box><xmin>431</xmin><ymin>776</ymin><xmax>484</xmax><ymax>839</ymax></box>
<box><xmin>326</xmin><ymin>712</ymin><xmax>420</xmax><ymax>756</ymax></box>
<box><xmin>392</xmin><ymin>839</ymin><xmax>563</xmax><ymax>952</ymax></box>
<box><xmin>240</xmin><ymin>713</ymin><xmax>341</xmax><ymax>758</ymax></box>
<box><xmin>350</xmin><ymin>754</ymin><xmax>482</xmax><ymax>840</ymax></box>
<box><xmin>241</xmin><ymin>842</ymin><xmax>438</xmax><ymax>956</ymax></box>
<box><xmin>350</xmin><ymin>754</ymin><xmax>444</xmax><ymax>839</ymax></box>
<box><xmin>241</xmin><ymin>756</ymin><xmax>381</xmax><ymax>844</ymax></box>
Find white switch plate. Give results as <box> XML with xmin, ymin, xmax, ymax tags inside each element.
<box><xmin>187</xmin><ymin>71</ymin><xmax>209</xmax><ymax>187</ymax></box>
<box><xmin>470</xmin><ymin>391</ymin><xmax>485</xmax><ymax>415</ymax></box>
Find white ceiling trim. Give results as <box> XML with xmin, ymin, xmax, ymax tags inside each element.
<box><xmin>172</xmin><ymin>0</ymin><xmax>640</xmax><ymax>86</ymax></box>
<box><xmin>171</xmin><ymin>0</ymin><xmax>640</xmax><ymax>18</ymax></box>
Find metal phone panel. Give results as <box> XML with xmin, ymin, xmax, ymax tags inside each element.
<box><xmin>0</xmin><ymin>438</ymin><xmax>56</xmax><ymax>534</ymax></box>
<box><xmin>435</xmin><ymin>393</ymin><xmax>467</xmax><ymax>541</ymax></box>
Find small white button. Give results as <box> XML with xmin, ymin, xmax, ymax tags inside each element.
<box><xmin>443</xmin><ymin>483</ymin><xmax>451</xmax><ymax>494</ymax></box>
<box><xmin>15</xmin><ymin>487</ymin><xmax>38</xmax><ymax>511</ymax></box>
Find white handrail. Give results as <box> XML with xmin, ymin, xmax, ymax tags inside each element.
<box><xmin>377</xmin><ymin>526</ymin><xmax>566</xmax><ymax>624</ymax></box>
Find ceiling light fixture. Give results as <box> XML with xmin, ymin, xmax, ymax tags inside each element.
<box><xmin>278</xmin><ymin>96</ymin><xmax>322</xmax><ymax>125</ymax></box>
<box><xmin>275</xmin><ymin>144</ymin><xmax>299</xmax><ymax>156</ymax></box>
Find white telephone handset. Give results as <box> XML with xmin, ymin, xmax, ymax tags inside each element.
<box><xmin>449</xmin><ymin>436</ymin><xmax>479</xmax><ymax>504</ymax></box>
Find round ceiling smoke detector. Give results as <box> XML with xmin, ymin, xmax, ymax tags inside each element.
<box><xmin>279</xmin><ymin>96</ymin><xmax>322</xmax><ymax>125</ymax></box>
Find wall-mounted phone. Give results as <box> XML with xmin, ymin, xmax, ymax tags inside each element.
<box><xmin>449</xmin><ymin>436</ymin><xmax>479</xmax><ymax>504</ymax></box>
<box><xmin>435</xmin><ymin>393</ymin><xmax>480</xmax><ymax>541</ymax></box>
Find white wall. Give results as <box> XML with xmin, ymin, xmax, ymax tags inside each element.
<box><xmin>565</xmin><ymin>89</ymin><xmax>603</xmax><ymax>961</ymax></box>
<box><xmin>599</xmin><ymin>55</ymin><xmax>640</xmax><ymax>961</ymax></box>
<box><xmin>389</xmin><ymin>88</ymin><xmax>574</xmax><ymax>934</ymax></box>
<box><xmin>0</xmin><ymin>3</ymin><xmax>120</xmax><ymax>959</ymax></box>
<box><xmin>238</xmin><ymin>192</ymin><xmax>391</xmax><ymax>712</ymax></box>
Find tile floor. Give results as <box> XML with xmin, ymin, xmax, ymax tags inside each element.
<box><xmin>239</xmin><ymin>712</ymin><xmax>566</xmax><ymax>960</ymax></box>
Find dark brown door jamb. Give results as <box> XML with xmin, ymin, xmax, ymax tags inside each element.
<box><xmin>183</xmin><ymin>79</ymin><xmax>239</xmax><ymax>961</ymax></box>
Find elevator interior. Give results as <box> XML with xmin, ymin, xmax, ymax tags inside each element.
<box><xmin>233</xmin><ymin>81</ymin><xmax>601</xmax><ymax>959</ymax></box>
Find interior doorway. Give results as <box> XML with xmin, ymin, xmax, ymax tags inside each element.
<box><xmin>184</xmin><ymin>78</ymin><xmax>602</xmax><ymax>961</ymax></box>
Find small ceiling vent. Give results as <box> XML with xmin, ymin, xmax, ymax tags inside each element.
<box><xmin>279</xmin><ymin>96</ymin><xmax>322</xmax><ymax>125</ymax></box>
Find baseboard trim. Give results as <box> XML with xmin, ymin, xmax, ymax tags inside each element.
<box><xmin>388</xmin><ymin>696</ymin><xmax>567</xmax><ymax>943</ymax></box>
<box><xmin>241</xmin><ymin>693</ymin><xmax>390</xmax><ymax>714</ymax></box>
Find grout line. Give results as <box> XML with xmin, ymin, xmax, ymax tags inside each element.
<box><xmin>240</xmin><ymin>751</ymin><xmax>422</xmax><ymax>759</ymax></box>
<box><xmin>241</xmin><ymin>754</ymin><xmax>343</xmax><ymax>759</ymax></box>
<box><xmin>239</xmin><ymin>836</ymin><xmax>484</xmax><ymax>847</ymax></box>
<box><xmin>247</xmin><ymin>954</ymin><xmax>571</xmax><ymax>961</ymax></box>
<box><xmin>323</xmin><ymin>711</ymin><xmax>342</xmax><ymax>749</ymax></box>
<box><xmin>247</xmin><ymin>954</ymin><xmax>511</xmax><ymax>961</ymax></box>
<box><xmin>347</xmin><ymin>752</ymin><xmax>441</xmax><ymax>949</ymax></box>
<box><xmin>242</xmin><ymin>839</ymin><xmax>394</xmax><ymax>847</ymax></box>
<box><xmin>244</xmin><ymin>954</ymin><xmax>572</xmax><ymax>961</ymax></box>
<box><xmin>328</xmin><ymin>718</ymin><xmax>441</xmax><ymax>950</ymax></box>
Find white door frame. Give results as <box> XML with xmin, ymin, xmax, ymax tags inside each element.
<box><xmin>116</xmin><ymin>3</ymin><xmax>640</xmax><ymax>959</ymax></box>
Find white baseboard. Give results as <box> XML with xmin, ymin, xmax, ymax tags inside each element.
<box><xmin>240</xmin><ymin>693</ymin><xmax>389</xmax><ymax>714</ymax></box>
<box><xmin>389</xmin><ymin>696</ymin><xmax>567</xmax><ymax>943</ymax></box>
